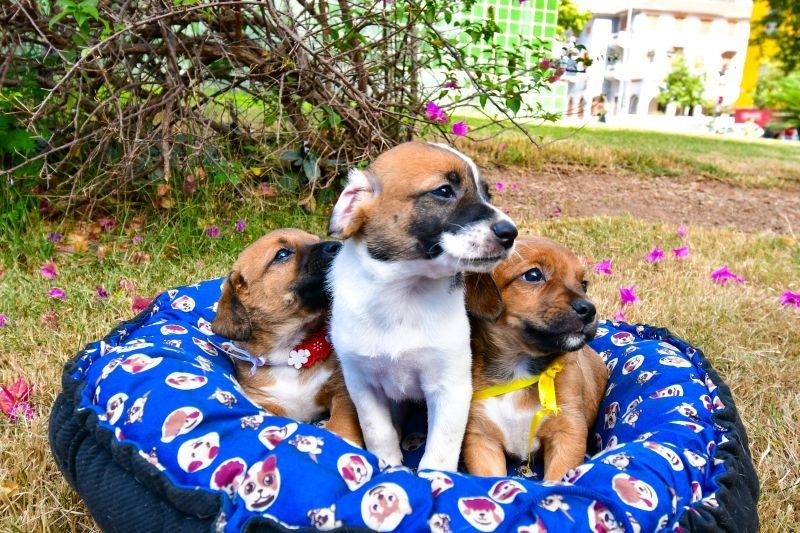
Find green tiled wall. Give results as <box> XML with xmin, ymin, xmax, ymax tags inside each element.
<box><xmin>453</xmin><ymin>0</ymin><xmax>565</xmax><ymax>113</ymax></box>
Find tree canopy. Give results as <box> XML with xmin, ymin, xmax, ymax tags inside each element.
<box><xmin>657</xmin><ymin>57</ymin><xmax>706</xmax><ymax>112</ymax></box>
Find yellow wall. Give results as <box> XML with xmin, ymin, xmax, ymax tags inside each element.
<box><xmin>736</xmin><ymin>0</ymin><xmax>779</xmax><ymax>108</ymax></box>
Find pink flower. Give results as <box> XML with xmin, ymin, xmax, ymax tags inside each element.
<box><xmin>711</xmin><ymin>265</ymin><xmax>744</xmax><ymax>285</ymax></box>
<box><xmin>552</xmin><ymin>207</ymin><xmax>562</xmax><ymax>217</ymax></box>
<box><xmin>594</xmin><ymin>259</ymin><xmax>612</xmax><ymax>276</ymax></box>
<box><xmin>780</xmin><ymin>290</ymin><xmax>800</xmax><ymax>308</ymax></box>
<box><xmin>206</xmin><ymin>225</ymin><xmax>220</xmax><ymax>238</ymax></box>
<box><xmin>120</xmin><ymin>279</ymin><xmax>136</xmax><ymax>294</ymax></box>
<box><xmin>39</xmin><ymin>310</ymin><xmax>59</xmax><ymax>328</ymax></box>
<box><xmin>677</xmin><ymin>225</ymin><xmax>688</xmax><ymax>240</ymax></box>
<box><xmin>495</xmin><ymin>182</ymin><xmax>505</xmax><ymax>191</ymax></box>
<box><xmin>99</xmin><ymin>217</ymin><xmax>116</xmax><ymax>231</ymax></box>
<box><xmin>539</xmin><ymin>58</ymin><xmax>551</xmax><ymax>70</ymax></box>
<box><xmin>611</xmin><ymin>310</ymin><xmax>626</xmax><ymax>322</ymax></box>
<box><xmin>645</xmin><ymin>246</ymin><xmax>665</xmax><ymax>264</ymax></box>
<box><xmin>451</xmin><ymin>121</ymin><xmax>469</xmax><ymax>136</ymax></box>
<box><xmin>673</xmin><ymin>246</ymin><xmax>690</xmax><ymax>260</ymax></box>
<box><xmin>46</xmin><ymin>232</ymin><xmax>62</xmax><ymax>243</ymax></box>
<box><xmin>235</xmin><ymin>220</ymin><xmax>247</xmax><ymax>233</ymax></box>
<box><xmin>0</xmin><ymin>377</ymin><xmax>33</xmax><ymax>422</ymax></box>
<box><xmin>425</xmin><ymin>102</ymin><xmax>448</xmax><ymax>124</ymax></box>
<box><xmin>39</xmin><ymin>259</ymin><xmax>58</xmax><ymax>279</ymax></box>
<box><xmin>499</xmin><ymin>143</ymin><xmax>507</xmax><ymax>152</ymax></box>
<box><xmin>442</xmin><ymin>79</ymin><xmax>459</xmax><ymax>89</ymax></box>
<box><xmin>132</xmin><ymin>235</ymin><xmax>144</xmax><ymax>244</ymax></box>
<box><xmin>619</xmin><ymin>284</ymin><xmax>638</xmax><ymax>305</ymax></box>
<box><xmin>132</xmin><ymin>295</ymin><xmax>154</xmax><ymax>312</ymax></box>
<box><xmin>95</xmin><ymin>286</ymin><xmax>109</xmax><ymax>300</ymax></box>
<box><xmin>48</xmin><ymin>287</ymin><xmax>66</xmax><ymax>300</ymax></box>
<box><xmin>0</xmin><ymin>314</ymin><xmax>9</xmax><ymax>327</ymax></box>
<box><xmin>510</xmin><ymin>183</ymin><xmax>519</xmax><ymax>190</ymax></box>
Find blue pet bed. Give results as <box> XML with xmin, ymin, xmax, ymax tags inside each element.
<box><xmin>50</xmin><ymin>278</ymin><xmax>759</xmax><ymax>532</ymax></box>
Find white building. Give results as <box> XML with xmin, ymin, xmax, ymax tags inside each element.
<box><xmin>566</xmin><ymin>0</ymin><xmax>753</xmax><ymax>118</ymax></box>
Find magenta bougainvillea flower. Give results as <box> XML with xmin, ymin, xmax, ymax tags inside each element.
<box><xmin>552</xmin><ymin>207</ymin><xmax>562</xmax><ymax>217</ymax></box>
<box><xmin>451</xmin><ymin>121</ymin><xmax>469</xmax><ymax>136</ymax></box>
<box><xmin>594</xmin><ymin>259</ymin><xmax>612</xmax><ymax>276</ymax></box>
<box><xmin>539</xmin><ymin>58</ymin><xmax>551</xmax><ymax>70</ymax></box>
<box><xmin>425</xmin><ymin>102</ymin><xmax>448</xmax><ymax>124</ymax></box>
<box><xmin>673</xmin><ymin>246</ymin><xmax>690</xmax><ymax>259</ymax></box>
<box><xmin>46</xmin><ymin>232</ymin><xmax>63</xmax><ymax>243</ymax></box>
<box><xmin>99</xmin><ymin>217</ymin><xmax>116</xmax><ymax>231</ymax></box>
<box><xmin>510</xmin><ymin>183</ymin><xmax>519</xmax><ymax>190</ymax></box>
<box><xmin>132</xmin><ymin>295</ymin><xmax>154</xmax><ymax>312</ymax></box>
<box><xmin>619</xmin><ymin>284</ymin><xmax>638</xmax><ymax>305</ymax></box>
<box><xmin>235</xmin><ymin>220</ymin><xmax>247</xmax><ymax>233</ymax></box>
<box><xmin>495</xmin><ymin>182</ymin><xmax>505</xmax><ymax>191</ymax></box>
<box><xmin>0</xmin><ymin>377</ymin><xmax>33</xmax><ymax>423</ymax></box>
<box><xmin>39</xmin><ymin>259</ymin><xmax>58</xmax><ymax>279</ymax></box>
<box><xmin>48</xmin><ymin>287</ymin><xmax>66</xmax><ymax>300</ymax></box>
<box><xmin>677</xmin><ymin>225</ymin><xmax>688</xmax><ymax>240</ymax></box>
<box><xmin>548</xmin><ymin>67</ymin><xmax>565</xmax><ymax>83</ymax></box>
<box><xmin>711</xmin><ymin>265</ymin><xmax>744</xmax><ymax>285</ymax></box>
<box><xmin>780</xmin><ymin>290</ymin><xmax>800</xmax><ymax>308</ymax></box>
<box><xmin>95</xmin><ymin>286</ymin><xmax>109</xmax><ymax>300</ymax></box>
<box><xmin>0</xmin><ymin>314</ymin><xmax>9</xmax><ymax>328</ymax></box>
<box><xmin>132</xmin><ymin>235</ymin><xmax>144</xmax><ymax>244</ymax></box>
<box><xmin>611</xmin><ymin>310</ymin><xmax>626</xmax><ymax>322</ymax></box>
<box><xmin>645</xmin><ymin>246</ymin><xmax>665</xmax><ymax>263</ymax></box>
<box><xmin>205</xmin><ymin>225</ymin><xmax>220</xmax><ymax>238</ymax></box>
<box><xmin>442</xmin><ymin>79</ymin><xmax>459</xmax><ymax>89</ymax></box>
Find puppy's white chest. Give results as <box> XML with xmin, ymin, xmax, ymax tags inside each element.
<box><xmin>481</xmin><ymin>391</ymin><xmax>545</xmax><ymax>459</ymax></box>
<box><xmin>258</xmin><ymin>366</ymin><xmax>332</xmax><ymax>421</ymax></box>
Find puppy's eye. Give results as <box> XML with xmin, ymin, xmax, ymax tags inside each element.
<box><xmin>521</xmin><ymin>268</ymin><xmax>545</xmax><ymax>283</ymax></box>
<box><xmin>273</xmin><ymin>248</ymin><xmax>294</xmax><ymax>263</ymax></box>
<box><xmin>430</xmin><ymin>184</ymin><xmax>456</xmax><ymax>199</ymax></box>
<box><xmin>581</xmin><ymin>280</ymin><xmax>589</xmax><ymax>292</ymax></box>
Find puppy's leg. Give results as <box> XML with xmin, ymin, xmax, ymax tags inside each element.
<box><xmin>418</xmin><ymin>359</ymin><xmax>472</xmax><ymax>472</ymax></box>
<box><xmin>341</xmin><ymin>363</ymin><xmax>403</xmax><ymax>466</ymax></box>
<box><xmin>463</xmin><ymin>428</ymin><xmax>507</xmax><ymax>477</ymax></box>
<box><xmin>540</xmin><ymin>415</ymin><xmax>587</xmax><ymax>481</ymax></box>
<box><xmin>326</xmin><ymin>389</ymin><xmax>364</xmax><ymax>448</ymax></box>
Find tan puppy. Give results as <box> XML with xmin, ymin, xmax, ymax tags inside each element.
<box><xmin>211</xmin><ymin>228</ymin><xmax>362</xmax><ymax>445</ymax></box>
<box><xmin>464</xmin><ymin>236</ymin><xmax>607</xmax><ymax>480</ymax></box>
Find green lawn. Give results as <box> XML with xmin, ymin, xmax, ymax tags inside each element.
<box><xmin>466</xmin><ymin>123</ymin><xmax>800</xmax><ymax>189</ymax></box>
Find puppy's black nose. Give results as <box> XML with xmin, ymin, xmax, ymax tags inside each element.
<box><xmin>321</xmin><ymin>241</ymin><xmax>342</xmax><ymax>257</ymax></box>
<box><xmin>572</xmin><ymin>299</ymin><xmax>596</xmax><ymax>323</ymax></box>
<box><xmin>491</xmin><ymin>220</ymin><xmax>518</xmax><ymax>249</ymax></box>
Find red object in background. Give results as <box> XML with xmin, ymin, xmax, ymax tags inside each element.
<box><xmin>734</xmin><ymin>108</ymin><xmax>774</xmax><ymax>128</ymax></box>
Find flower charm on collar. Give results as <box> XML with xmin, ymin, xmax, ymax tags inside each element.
<box><xmin>287</xmin><ymin>349</ymin><xmax>311</xmax><ymax>369</ymax></box>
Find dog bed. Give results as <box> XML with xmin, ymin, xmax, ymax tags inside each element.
<box><xmin>50</xmin><ymin>278</ymin><xmax>759</xmax><ymax>532</ymax></box>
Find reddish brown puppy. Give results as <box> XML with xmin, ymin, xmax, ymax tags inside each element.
<box><xmin>464</xmin><ymin>236</ymin><xmax>608</xmax><ymax>480</ymax></box>
<box><xmin>211</xmin><ymin>228</ymin><xmax>362</xmax><ymax>445</ymax></box>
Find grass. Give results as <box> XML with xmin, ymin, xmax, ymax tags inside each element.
<box><xmin>1</xmin><ymin>132</ymin><xmax>799</xmax><ymax>531</ymax></box>
<box><xmin>464</xmin><ymin>123</ymin><xmax>800</xmax><ymax>189</ymax></box>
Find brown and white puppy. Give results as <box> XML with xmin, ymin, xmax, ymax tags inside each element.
<box><xmin>211</xmin><ymin>228</ymin><xmax>362</xmax><ymax>445</ymax></box>
<box><xmin>464</xmin><ymin>236</ymin><xmax>608</xmax><ymax>480</ymax></box>
<box><xmin>328</xmin><ymin>142</ymin><xmax>517</xmax><ymax>471</ymax></box>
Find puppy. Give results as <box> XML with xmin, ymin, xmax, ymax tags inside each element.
<box><xmin>464</xmin><ymin>236</ymin><xmax>608</xmax><ymax>480</ymax></box>
<box><xmin>211</xmin><ymin>228</ymin><xmax>362</xmax><ymax>445</ymax></box>
<box><xmin>327</xmin><ymin>142</ymin><xmax>517</xmax><ymax>471</ymax></box>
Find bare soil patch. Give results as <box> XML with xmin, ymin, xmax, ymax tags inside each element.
<box><xmin>487</xmin><ymin>166</ymin><xmax>800</xmax><ymax>235</ymax></box>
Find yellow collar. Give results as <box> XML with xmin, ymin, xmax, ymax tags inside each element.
<box><xmin>472</xmin><ymin>361</ymin><xmax>564</xmax><ymax>465</ymax></box>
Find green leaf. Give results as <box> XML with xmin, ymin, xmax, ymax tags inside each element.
<box><xmin>280</xmin><ymin>150</ymin><xmax>303</xmax><ymax>162</ymax></box>
<box><xmin>479</xmin><ymin>94</ymin><xmax>488</xmax><ymax>109</ymax></box>
<box><xmin>506</xmin><ymin>97</ymin><xmax>521</xmax><ymax>114</ymax></box>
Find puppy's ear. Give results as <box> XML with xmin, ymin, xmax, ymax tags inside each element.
<box><xmin>465</xmin><ymin>273</ymin><xmax>503</xmax><ymax>321</ymax></box>
<box><xmin>328</xmin><ymin>168</ymin><xmax>376</xmax><ymax>239</ymax></box>
<box><xmin>211</xmin><ymin>271</ymin><xmax>252</xmax><ymax>341</ymax></box>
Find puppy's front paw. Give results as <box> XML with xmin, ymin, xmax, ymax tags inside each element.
<box><xmin>375</xmin><ymin>448</ymin><xmax>404</xmax><ymax>470</ymax></box>
<box><xmin>418</xmin><ymin>451</ymin><xmax>458</xmax><ymax>473</ymax></box>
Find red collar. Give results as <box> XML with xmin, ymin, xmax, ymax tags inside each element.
<box><xmin>291</xmin><ymin>326</ymin><xmax>333</xmax><ymax>368</ymax></box>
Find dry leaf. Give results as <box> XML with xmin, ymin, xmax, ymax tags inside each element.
<box><xmin>130</xmin><ymin>251</ymin><xmax>150</xmax><ymax>264</ymax></box>
<box><xmin>255</xmin><ymin>183</ymin><xmax>278</xmax><ymax>197</ymax></box>
<box><xmin>97</xmin><ymin>245</ymin><xmax>108</xmax><ymax>263</ymax></box>
<box><xmin>299</xmin><ymin>195</ymin><xmax>317</xmax><ymax>214</ymax></box>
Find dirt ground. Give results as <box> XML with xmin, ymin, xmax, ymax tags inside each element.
<box><xmin>487</xmin><ymin>166</ymin><xmax>800</xmax><ymax>235</ymax></box>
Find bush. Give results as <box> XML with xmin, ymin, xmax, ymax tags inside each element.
<box><xmin>0</xmin><ymin>0</ymin><xmax>586</xmax><ymax>212</ymax></box>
